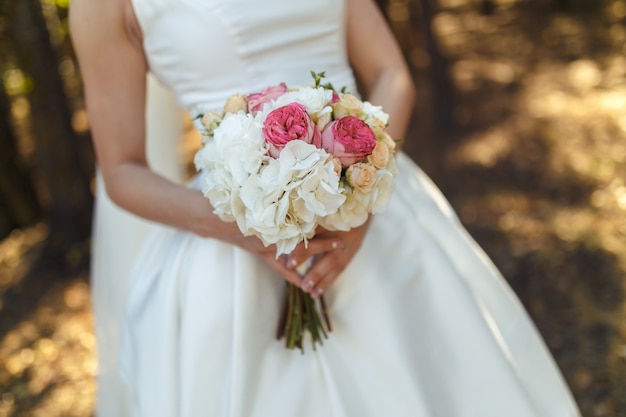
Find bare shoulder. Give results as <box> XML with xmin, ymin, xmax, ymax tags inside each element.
<box><xmin>69</xmin><ymin>0</ymin><xmax>141</xmax><ymax>50</ymax></box>
<box><xmin>69</xmin><ymin>0</ymin><xmax>120</xmax><ymax>34</ymax></box>
<box><xmin>345</xmin><ymin>0</ymin><xmax>403</xmax><ymax>78</ymax></box>
<box><xmin>345</xmin><ymin>0</ymin><xmax>390</xmax><ymax>37</ymax></box>
<box><xmin>69</xmin><ymin>0</ymin><xmax>149</xmax><ymax>163</ymax></box>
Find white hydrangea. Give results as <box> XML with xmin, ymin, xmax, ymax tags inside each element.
<box><xmin>237</xmin><ymin>141</ymin><xmax>345</xmax><ymax>256</ymax></box>
<box><xmin>318</xmin><ymin>187</ymin><xmax>370</xmax><ymax>232</ymax></box>
<box><xmin>194</xmin><ymin>112</ymin><xmax>267</xmax><ymax>221</ymax></box>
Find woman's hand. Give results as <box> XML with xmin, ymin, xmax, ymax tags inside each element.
<box><xmin>283</xmin><ymin>221</ymin><xmax>371</xmax><ymax>298</ymax></box>
<box><xmin>205</xmin><ymin>218</ymin><xmax>346</xmax><ymax>288</ymax></box>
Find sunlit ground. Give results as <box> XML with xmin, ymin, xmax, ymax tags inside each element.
<box><xmin>0</xmin><ymin>225</ymin><xmax>95</xmax><ymax>417</ymax></box>
<box><xmin>2</xmin><ymin>0</ymin><xmax>626</xmax><ymax>416</ymax></box>
<box><xmin>405</xmin><ymin>1</ymin><xmax>626</xmax><ymax>416</ymax></box>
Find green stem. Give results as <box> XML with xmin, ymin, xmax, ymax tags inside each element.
<box><xmin>276</xmin><ymin>283</ymin><xmax>288</xmax><ymax>340</ymax></box>
<box><xmin>320</xmin><ymin>295</ymin><xmax>333</xmax><ymax>333</ymax></box>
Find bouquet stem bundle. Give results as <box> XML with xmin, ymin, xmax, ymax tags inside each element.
<box><xmin>276</xmin><ymin>282</ymin><xmax>332</xmax><ymax>351</ymax></box>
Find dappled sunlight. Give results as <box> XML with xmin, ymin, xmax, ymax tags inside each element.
<box><xmin>0</xmin><ymin>226</ymin><xmax>95</xmax><ymax>417</ymax></box>
<box><xmin>449</xmin><ymin>126</ymin><xmax>514</xmax><ymax>167</ymax></box>
<box><xmin>403</xmin><ymin>1</ymin><xmax>626</xmax><ymax>414</ymax></box>
<box><xmin>0</xmin><ymin>224</ymin><xmax>47</xmax><ymax>293</ymax></box>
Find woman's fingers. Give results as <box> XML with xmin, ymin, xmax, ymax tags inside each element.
<box><xmin>298</xmin><ymin>221</ymin><xmax>370</xmax><ymax>295</ymax></box>
<box><xmin>299</xmin><ymin>250</ymin><xmax>345</xmax><ymax>298</ymax></box>
<box><xmin>248</xmin><ymin>221</ymin><xmax>368</xmax><ymax>291</ymax></box>
<box><xmin>260</xmin><ymin>252</ymin><xmax>305</xmax><ymax>287</ymax></box>
<box><xmin>284</xmin><ymin>236</ymin><xmax>344</xmax><ymax>270</ymax></box>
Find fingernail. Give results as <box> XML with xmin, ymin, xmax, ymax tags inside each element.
<box><xmin>302</xmin><ymin>280</ymin><xmax>314</xmax><ymax>291</ymax></box>
<box><xmin>332</xmin><ymin>241</ymin><xmax>343</xmax><ymax>249</ymax></box>
<box><xmin>312</xmin><ymin>288</ymin><xmax>324</xmax><ymax>299</ymax></box>
<box><xmin>287</xmin><ymin>257</ymin><xmax>298</xmax><ymax>269</ymax></box>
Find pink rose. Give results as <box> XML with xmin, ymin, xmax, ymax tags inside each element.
<box><xmin>263</xmin><ymin>103</ymin><xmax>321</xmax><ymax>158</ymax></box>
<box><xmin>248</xmin><ymin>83</ymin><xmax>288</xmax><ymax>114</ymax></box>
<box><xmin>320</xmin><ymin>116</ymin><xmax>377</xmax><ymax>167</ymax></box>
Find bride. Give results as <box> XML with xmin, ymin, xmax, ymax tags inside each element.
<box><xmin>70</xmin><ymin>0</ymin><xmax>582</xmax><ymax>416</ymax></box>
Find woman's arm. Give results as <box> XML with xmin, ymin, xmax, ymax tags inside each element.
<box><xmin>347</xmin><ymin>0</ymin><xmax>416</xmax><ymax>142</ymax></box>
<box><xmin>294</xmin><ymin>0</ymin><xmax>416</xmax><ymax>297</ymax></box>
<box><xmin>69</xmin><ymin>0</ymin><xmax>340</xmax><ymax>285</ymax></box>
<box><xmin>70</xmin><ymin>0</ymin><xmax>201</xmax><ymax>232</ymax></box>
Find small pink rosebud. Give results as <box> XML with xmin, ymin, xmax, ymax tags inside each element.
<box><xmin>248</xmin><ymin>83</ymin><xmax>288</xmax><ymax>114</ymax></box>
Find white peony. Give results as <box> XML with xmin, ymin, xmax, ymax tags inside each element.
<box><xmin>273</xmin><ymin>87</ymin><xmax>334</xmax><ymax>117</ymax></box>
<box><xmin>361</xmin><ymin>101</ymin><xmax>389</xmax><ymax>133</ymax></box>
<box><xmin>361</xmin><ymin>101</ymin><xmax>389</xmax><ymax>125</ymax></box>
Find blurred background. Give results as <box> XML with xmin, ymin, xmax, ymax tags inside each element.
<box><xmin>0</xmin><ymin>0</ymin><xmax>625</xmax><ymax>415</ymax></box>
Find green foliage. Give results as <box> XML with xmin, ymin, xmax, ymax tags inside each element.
<box><xmin>44</xmin><ymin>0</ymin><xmax>71</xmax><ymax>10</ymax></box>
<box><xmin>2</xmin><ymin>66</ymin><xmax>34</xmax><ymax>96</ymax></box>
<box><xmin>309</xmin><ymin>70</ymin><xmax>347</xmax><ymax>93</ymax></box>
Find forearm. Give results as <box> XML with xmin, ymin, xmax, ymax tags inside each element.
<box><xmin>104</xmin><ymin>161</ymin><xmax>216</xmax><ymax>237</ymax></box>
<box><xmin>346</xmin><ymin>0</ymin><xmax>416</xmax><ymax>144</ymax></box>
<box><xmin>364</xmin><ymin>67</ymin><xmax>415</xmax><ymax>145</ymax></box>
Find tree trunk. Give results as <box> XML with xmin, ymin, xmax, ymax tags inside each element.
<box><xmin>4</xmin><ymin>0</ymin><xmax>93</xmax><ymax>268</ymax></box>
<box><xmin>0</xmin><ymin>76</ymin><xmax>42</xmax><ymax>239</ymax></box>
<box><xmin>480</xmin><ymin>0</ymin><xmax>495</xmax><ymax>15</ymax></box>
<box><xmin>415</xmin><ymin>0</ymin><xmax>455</xmax><ymax>129</ymax></box>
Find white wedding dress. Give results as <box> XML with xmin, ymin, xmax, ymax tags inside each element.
<box><xmin>91</xmin><ymin>75</ymin><xmax>185</xmax><ymax>417</ymax></box>
<box><xmin>118</xmin><ymin>0</ymin><xmax>582</xmax><ymax>416</ymax></box>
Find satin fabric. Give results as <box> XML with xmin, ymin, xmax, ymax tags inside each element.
<box><xmin>115</xmin><ymin>0</ymin><xmax>581</xmax><ymax>415</ymax></box>
<box><xmin>91</xmin><ymin>75</ymin><xmax>185</xmax><ymax>417</ymax></box>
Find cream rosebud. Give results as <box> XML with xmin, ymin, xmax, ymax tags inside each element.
<box><xmin>316</xmin><ymin>112</ymin><xmax>332</xmax><ymax>131</ymax></box>
<box><xmin>201</xmin><ymin>111</ymin><xmax>223</xmax><ymax>132</ymax></box>
<box><xmin>367</xmin><ymin>141</ymin><xmax>390</xmax><ymax>168</ymax></box>
<box><xmin>346</xmin><ymin>162</ymin><xmax>377</xmax><ymax>193</ymax></box>
<box><xmin>223</xmin><ymin>93</ymin><xmax>249</xmax><ymax>114</ymax></box>
<box><xmin>379</xmin><ymin>131</ymin><xmax>396</xmax><ymax>152</ymax></box>
<box><xmin>366</xmin><ymin>118</ymin><xmax>387</xmax><ymax>137</ymax></box>
<box><xmin>326</xmin><ymin>155</ymin><xmax>342</xmax><ymax>177</ymax></box>
<box><xmin>332</xmin><ymin>93</ymin><xmax>363</xmax><ymax>119</ymax></box>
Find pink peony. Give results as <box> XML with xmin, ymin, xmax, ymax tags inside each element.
<box><xmin>320</xmin><ymin>116</ymin><xmax>377</xmax><ymax>167</ymax></box>
<box><xmin>263</xmin><ymin>103</ymin><xmax>322</xmax><ymax>158</ymax></box>
<box><xmin>248</xmin><ymin>83</ymin><xmax>288</xmax><ymax>114</ymax></box>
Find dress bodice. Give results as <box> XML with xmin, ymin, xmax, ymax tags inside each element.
<box><xmin>131</xmin><ymin>0</ymin><xmax>358</xmax><ymax>114</ymax></box>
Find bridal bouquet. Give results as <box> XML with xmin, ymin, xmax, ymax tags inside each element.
<box><xmin>194</xmin><ymin>72</ymin><xmax>398</xmax><ymax>351</ymax></box>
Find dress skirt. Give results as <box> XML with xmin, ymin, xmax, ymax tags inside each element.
<box><xmin>119</xmin><ymin>153</ymin><xmax>580</xmax><ymax>417</ymax></box>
